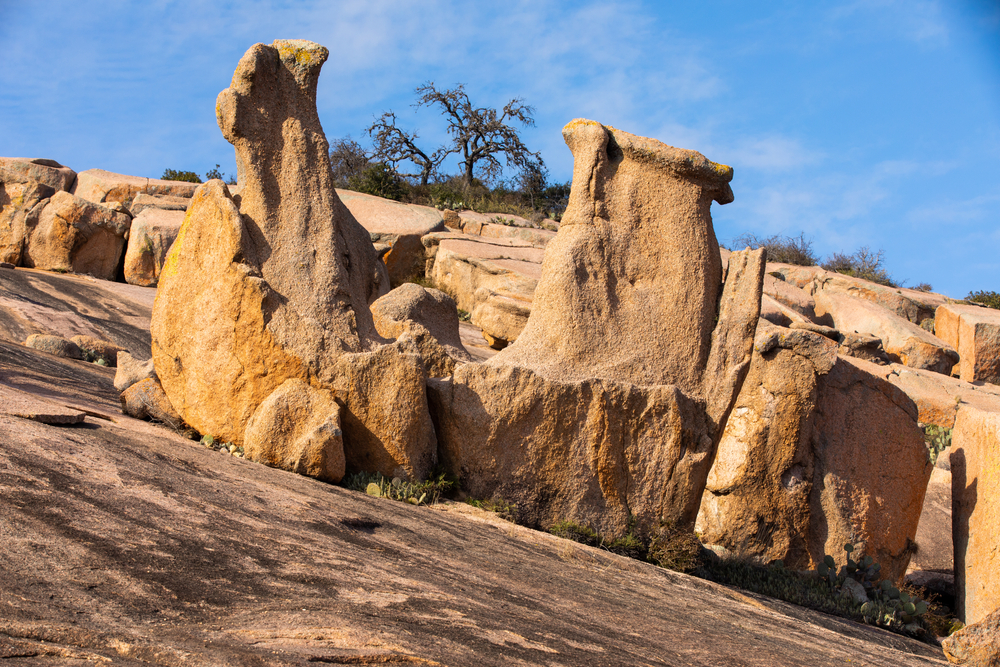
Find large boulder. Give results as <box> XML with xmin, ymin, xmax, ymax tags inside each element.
<box><xmin>332</xmin><ymin>343</ymin><xmax>437</xmax><ymax>480</ymax></box>
<box><xmin>430</xmin><ymin>364</ymin><xmax>714</xmax><ymax>533</ymax></box>
<box><xmin>336</xmin><ymin>189</ymin><xmax>444</xmax><ymax>286</ymax></box>
<box><xmin>814</xmin><ymin>289</ymin><xmax>958</xmax><ymax>374</ymax></box>
<box><xmin>72</xmin><ymin>168</ymin><xmax>198</xmax><ymax>205</ymax></box>
<box><xmin>123</xmin><ymin>207</ymin><xmax>184</xmax><ymax>286</ymax></box>
<box><xmin>696</xmin><ymin>323</ymin><xmax>932</xmax><ymax>581</ymax></box>
<box><xmin>25</xmin><ymin>333</ymin><xmax>83</xmax><ymax>360</ymax></box>
<box><xmin>952</xmin><ymin>404</ymin><xmax>1000</xmax><ymax>625</ymax></box>
<box><xmin>243</xmin><ymin>378</ymin><xmax>345</xmax><ymax>483</ymax></box>
<box><xmin>22</xmin><ymin>190</ymin><xmax>131</xmax><ymax>280</ymax></box>
<box><xmin>936</xmin><ymin>303</ymin><xmax>1000</xmax><ymax>385</ymax></box>
<box><xmin>432</xmin><ymin>119</ymin><xmax>764</xmax><ymax>538</ymax></box>
<box><xmin>0</xmin><ymin>181</ymin><xmax>54</xmax><ymax>265</ymax></box>
<box><xmin>370</xmin><ymin>282</ymin><xmax>474</xmax><ymax>376</ymax></box>
<box><xmin>151</xmin><ymin>40</ymin><xmax>419</xmax><ymax>486</ymax></box>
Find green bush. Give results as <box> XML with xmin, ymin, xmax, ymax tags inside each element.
<box><xmin>821</xmin><ymin>246</ymin><xmax>900</xmax><ymax>287</ymax></box>
<box><xmin>731</xmin><ymin>232</ymin><xmax>818</xmax><ymax>266</ymax></box>
<box><xmin>161</xmin><ymin>169</ymin><xmax>202</xmax><ymax>183</ymax></box>
<box><xmin>548</xmin><ymin>519</ymin><xmax>648</xmax><ymax>560</ymax></box>
<box><xmin>966</xmin><ymin>290</ymin><xmax>1000</xmax><ymax>309</ymax></box>
<box><xmin>467</xmin><ymin>497</ymin><xmax>518</xmax><ymax>523</ymax></box>
<box><xmin>347</xmin><ymin>163</ymin><xmax>407</xmax><ymax>201</ymax></box>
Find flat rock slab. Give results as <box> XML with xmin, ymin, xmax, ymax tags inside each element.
<box><xmin>437</xmin><ymin>236</ymin><xmax>545</xmax><ymax>280</ymax></box>
<box><xmin>877</xmin><ymin>363</ymin><xmax>1000</xmax><ymax>428</ymax></box>
<box><xmin>0</xmin><ymin>382</ymin><xmax>84</xmax><ymax>424</ymax></box>
<box><xmin>337</xmin><ymin>189</ymin><xmax>444</xmax><ymax>236</ymax></box>
<box><xmin>0</xmin><ymin>338</ymin><xmax>946</xmax><ymax>666</ymax></box>
<box><xmin>0</xmin><ymin>267</ymin><xmax>153</xmax><ymax>359</ymax></box>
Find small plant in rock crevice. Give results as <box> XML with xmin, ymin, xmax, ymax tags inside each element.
<box><xmin>344</xmin><ymin>471</ymin><xmax>455</xmax><ymax>507</ymax></box>
<box><xmin>466</xmin><ymin>497</ymin><xmax>518</xmax><ymax>523</ymax></box>
<box><xmin>921</xmin><ymin>423</ymin><xmax>952</xmax><ymax>465</ymax></box>
<box><xmin>200</xmin><ymin>434</ymin><xmax>244</xmax><ymax>458</ymax></box>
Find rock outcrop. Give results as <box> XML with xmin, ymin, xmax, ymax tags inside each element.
<box><xmin>123</xmin><ymin>207</ymin><xmax>184</xmax><ymax>286</ymax></box>
<box><xmin>22</xmin><ymin>190</ymin><xmax>131</xmax><ymax>280</ymax></box>
<box><xmin>337</xmin><ymin>188</ymin><xmax>444</xmax><ymax>286</ymax></box>
<box><xmin>151</xmin><ymin>40</ymin><xmax>417</xmax><ymax>487</ymax></box>
<box><xmin>936</xmin><ymin>303</ymin><xmax>1000</xmax><ymax>385</ymax></box>
<box><xmin>425</xmin><ymin>232</ymin><xmax>542</xmax><ymax>347</ymax></box>
<box><xmin>0</xmin><ymin>334</ymin><xmax>946</xmax><ymax>666</ymax></box>
<box><xmin>432</xmin><ymin>119</ymin><xmax>764</xmax><ymax>538</ymax></box>
<box><xmin>697</xmin><ymin>323</ymin><xmax>932</xmax><ymax>581</ymax></box>
<box><xmin>951</xmin><ymin>404</ymin><xmax>1000</xmax><ymax>625</ymax></box>
<box><xmin>814</xmin><ymin>289</ymin><xmax>958</xmax><ymax>374</ymax></box>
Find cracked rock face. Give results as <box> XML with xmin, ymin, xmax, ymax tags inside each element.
<box><xmin>697</xmin><ymin>321</ymin><xmax>933</xmax><ymax>581</ymax></box>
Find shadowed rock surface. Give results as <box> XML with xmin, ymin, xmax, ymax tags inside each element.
<box><xmin>0</xmin><ymin>340</ymin><xmax>947</xmax><ymax>666</ymax></box>
<box><xmin>0</xmin><ymin>267</ymin><xmax>153</xmax><ymax>358</ymax></box>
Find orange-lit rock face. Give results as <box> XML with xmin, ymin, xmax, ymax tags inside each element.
<box><xmin>952</xmin><ymin>405</ymin><xmax>1000</xmax><ymax>624</ymax></box>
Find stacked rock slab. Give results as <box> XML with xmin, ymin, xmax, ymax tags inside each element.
<box><xmin>936</xmin><ymin>303</ymin><xmax>1000</xmax><ymax>384</ymax></box>
<box><xmin>431</xmin><ymin>120</ymin><xmax>764</xmax><ymax>538</ymax></box>
<box><xmin>951</xmin><ymin>405</ymin><xmax>1000</xmax><ymax>625</ymax></box>
<box><xmin>697</xmin><ymin>322</ymin><xmax>933</xmax><ymax>582</ymax></box>
<box><xmin>72</xmin><ymin>169</ymin><xmax>197</xmax><ymax>205</ymax></box>
<box><xmin>151</xmin><ymin>40</ymin><xmax>432</xmax><ymax>482</ymax></box>
<box><xmin>813</xmin><ymin>289</ymin><xmax>958</xmax><ymax>374</ymax></box>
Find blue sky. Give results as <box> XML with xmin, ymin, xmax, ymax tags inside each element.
<box><xmin>2</xmin><ymin>1</ymin><xmax>998</xmax><ymax>298</ymax></box>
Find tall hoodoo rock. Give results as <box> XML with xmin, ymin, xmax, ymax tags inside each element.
<box><xmin>151</xmin><ymin>40</ymin><xmax>396</xmax><ymax>451</ymax></box>
<box><xmin>214</xmin><ymin>39</ymin><xmax>386</xmax><ymax>370</ymax></box>
<box><xmin>494</xmin><ymin>120</ymin><xmax>738</xmax><ymax>393</ymax></box>
<box><xmin>432</xmin><ymin>120</ymin><xmax>764</xmax><ymax>538</ymax></box>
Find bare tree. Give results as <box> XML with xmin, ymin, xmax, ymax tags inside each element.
<box><xmin>366</xmin><ymin>112</ymin><xmax>453</xmax><ymax>186</ymax></box>
<box><xmin>415</xmin><ymin>83</ymin><xmax>544</xmax><ymax>187</ymax></box>
<box><xmin>329</xmin><ymin>135</ymin><xmax>371</xmax><ymax>188</ymax></box>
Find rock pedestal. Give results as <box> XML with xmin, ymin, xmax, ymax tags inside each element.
<box><xmin>952</xmin><ymin>404</ymin><xmax>1000</xmax><ymax>625</ymax></box>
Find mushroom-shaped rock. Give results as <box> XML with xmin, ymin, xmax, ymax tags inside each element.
<box><xmin>432</xmin><ymin>120</ymin><xmax>764</xmax><ymax>538</ymax></box>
